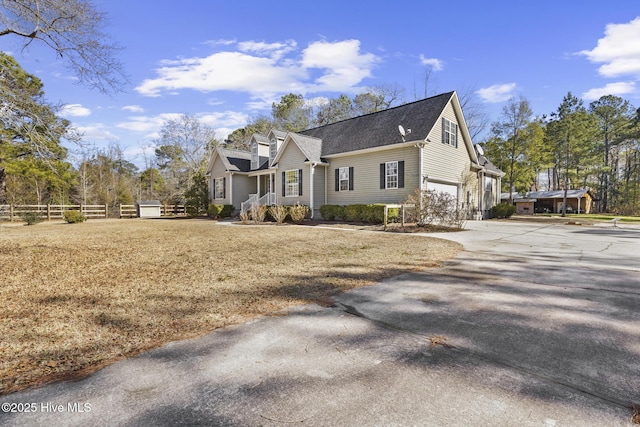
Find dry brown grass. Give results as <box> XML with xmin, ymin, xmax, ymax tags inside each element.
<box><xmin>0</xmin><ymin>218</ymin><xmax>461</xmax><ymax>395</ymax></box>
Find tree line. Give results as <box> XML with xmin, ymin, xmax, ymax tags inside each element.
<box><xmin>485</xmin><ymin>93</ymin><xmax>640</xmax><ymax>214</ymax></box>
<box><xmin>1</xmin><ymin>0</ymin><xmax>639</xmax><ymax>215</ymax></box>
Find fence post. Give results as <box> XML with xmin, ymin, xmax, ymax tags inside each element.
<box><xmin>401</xmin><ymin>204</ymin><xmax>405</xmax><ymax>227</ymax></box>
<box><xmin>119</xmin><ymin>204</ymin><xmax>122</xmax><ymax>218</ymax></box>
<box><xmin>10</xmin><ymin>204</ymin><xmax>14</xmax><ymax>222</ymax></box>
<box><xmin>384</xmin><ymin>206</ymin><xmax>388</xmax><ymax>231</ymax></box>
<box><xmin>47</xmin><ymin>204</ymin><xmax>51</xmax><ymax>221</ymax></box>
<box><xmin>104</xmin><ymin>204</ymin><xmax>108</xmax><ymax>218</ymax></box>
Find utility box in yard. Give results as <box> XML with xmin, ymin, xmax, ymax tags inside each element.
<box><xmin>136</xmin><ymin>200</ymin><xmax>162</xmax><ymax>218</ymax></box>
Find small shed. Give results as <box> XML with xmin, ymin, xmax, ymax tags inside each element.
<box><xmin>136</xmin><ymin>200</ymin><xmax>162</xmax><ymax>218</ymax></box>
<box><xmin>515</xmin><ymin>198</ymin><xmax>536</xmax><ymax>215</ymax></box>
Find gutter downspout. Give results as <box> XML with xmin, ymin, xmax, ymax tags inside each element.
<box><xmin>309</xmin><ymin>163</ymin><xmax>316</xmax><ymax>219</ymax></box>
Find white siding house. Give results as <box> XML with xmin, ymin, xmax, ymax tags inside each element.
<box><xmin>206</xmin><ymin>91</ymin><xmax>504</xmax><ymax>218</ymax></box>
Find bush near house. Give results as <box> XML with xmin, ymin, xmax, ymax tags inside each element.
<box><xmin>207</xmin><ymin>204</ymin><xmax>234</xmax><ymax>219</ymax></box>
<box><xmin>288</xmin><ymin>203</ymin><xmax>309</xmax><ymax>223</ymax></box>
<box><xmin>320</xmin><ymin>204</ymin><xmax>399</xmax><ymax>224</ymax></box>
<box><xmin>490</xmin><ymin>202</ymin><xmax>516</xmax><ymax>219</ymax></box>
<box><xmin>63</xmin><ymin>210</ymin><xmax>87</xmax><ymax>224</ymax></box>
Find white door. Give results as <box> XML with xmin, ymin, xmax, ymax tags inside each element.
<box><xmin>427</xmin><ymin>182</ymin><xmax>458</xmax><ymax>201</ymax></box>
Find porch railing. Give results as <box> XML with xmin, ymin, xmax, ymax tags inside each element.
<box><xmin>240</xmin><ymin>192</ymin><xmax>276</xmax><ymax>213</ymax></box>
<box><xmin>240</xmin><ymin>194</ymin><xmax>259</xmax><ymax>213</ymax></box>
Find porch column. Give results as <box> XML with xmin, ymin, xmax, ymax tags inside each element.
<box><xmin>229</xmin><ymin>172</ymin><xmax>233</xmax><ymax>207</ymax></box>
<box><xmin>257</xmin><ymin>174</ymin><xmax>261</xmax><ymax>197</ymax></box>
<box><xmin>309</xmin><ymin>163</ymin><xmax>315</xmax><ymax>219</ymax></box>
<box><xmin>577</xmin><ymin>197</ymin><xmax>581</xmax><ymax>214</ymax></box>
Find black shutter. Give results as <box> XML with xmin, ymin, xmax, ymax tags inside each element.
<box><xmin>348</xmin><ymin>166</ymin><xmax>354</xmax><ymax>191</ymax></box>
<box><xmin>380</xmin><ymin>163</ymin><xmax>385</xmax><ymax>189</ymax></box>
<box><xmin>442</xmin><ymin>117</ymin><xmax>446</xmax><ymax>144</ymax></box>
<box><xmin>298</xmin><ymin>169</ymin><xmax>303</xmax><ymax>196</ymax></box>
<box><xmin>282</xmin><ymin>172</ymin><xmax>285</xmax><ymax>196</ymax></box>
<box><xmin>222</xmin><ymin>177</ymin><xmax>226</xmax><ymax>199</ymax></box>
<box><xmin>398</xmin><ymin>161</ymin><xmax>405</xmax><ymax>188</ymax></box>
<box><xmin>453</xmin><ymin>123</ymin><xmax>458</xmax><ymax>147</ymax></box>
<box><xmin>335</xmin><ymin>169</ymin><xmax>340</xmax><ymax>192</ymax></box>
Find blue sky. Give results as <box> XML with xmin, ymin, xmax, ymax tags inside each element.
<box><xmin>2</xmin><ymin>0</ymin><xmax>640</xmax><ymax>168</ymax></box>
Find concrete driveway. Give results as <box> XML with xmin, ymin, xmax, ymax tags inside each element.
<box><xmin>1</xmin><ymin>220</ymin><xmax>639</xmax><ymax>426</ymax></box>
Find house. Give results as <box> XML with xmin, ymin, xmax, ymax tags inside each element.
<box><xmin>501</xmin><ymin>189</ymin><xmax>594</xmax><ymax>214</ymax></box>
<box><xmin>206</xmin><ymin>91</ymin><xmax>504</xmax><ymax>219</ymax></box>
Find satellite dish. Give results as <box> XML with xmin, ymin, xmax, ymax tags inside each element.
<box><xmin>398</xmin><ymin>125</ymin><xmax>406</xmax><ymax>137</ymax></box>
<box><xmin>476</xmin><ymin>144</ymin><xmax>485</xmax><ymax>156</ymax></box>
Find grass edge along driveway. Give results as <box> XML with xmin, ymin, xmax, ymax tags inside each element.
<box><xmin>0</xmin><ymin>219</ymin><xmax>461</xmax><ymax>395</ymax></box>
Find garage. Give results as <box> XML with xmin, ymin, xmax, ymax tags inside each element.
<box><xmin>427</xmin><ymin>182</ymin><xmax>458</xmax><ymax>200</ymax></box>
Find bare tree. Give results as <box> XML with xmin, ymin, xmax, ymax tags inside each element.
<box><xmin>0</xmin><ymin>0</ymin><xmax>127</xmax><ymax>93</ymax></box>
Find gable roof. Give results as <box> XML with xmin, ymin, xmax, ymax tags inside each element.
<box><xmin>206</xmin><ymin>146</ymin><xmax>252</xmax><ymax>175</ymax></box>
<box><xmin>300</xmin><ymin>91</ymin><xmax>454</xmax><ymax>156</ymax></box>
<box><xmin>271</xmin><ymin>132</ymin><xmax>324</xmax><ymax>165</ymax></box>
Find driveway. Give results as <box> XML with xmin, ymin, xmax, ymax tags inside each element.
<box><xmin>1</xmin><ymin>220</ymin><xmax>639</xmax><ymax>426</ymax></box>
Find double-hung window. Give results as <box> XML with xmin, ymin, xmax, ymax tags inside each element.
<box><xmin>214</xmin><ymin>177</ymin><xmax>225</xmax><ymax>199</ymax></box>
<box><xmin>442</xmin><ymin>118</ymin><xmax>458</xmax><ymax>147</ymax></box>
<box><xmin>251</xmin><ymin>142</ymin><xmax>259</xmax><ymax>169</ymax></box>
<box><xmin>379</xmin><ymin>161</ymin><xmax>404</xmax><ymax>189</ymax></box>
<box><xmin>334</xmin><ymin>167</ymin><xmax>354</xmax><ymax>191</ymax></box>
<box><xmin>385</xmin><ymin>161</ymin><xmax>398</xmax><ymax>189</ymax></box>
<box><xmin>269</xmin><ymin>138</ymin><xmax>277</xmax><ymax>165</ymax></box>
<box><xmin>284</xmin><ymin>169</ymin><xmax>300</xmax><ymax>197</ymax></box>
<box><xmin>339</xmin><ymin>167</ymin><xmax>349</xmax><ymax>191</ymax></box>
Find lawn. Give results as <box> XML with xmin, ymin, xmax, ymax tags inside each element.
<box><xmin>0</xmin><ymin>218</ymin><xmax>461</xmax><ymax>395</ymax></box>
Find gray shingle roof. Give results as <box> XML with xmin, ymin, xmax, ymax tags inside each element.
<box><xmin>287</xmin><ymin>133</ymin><xmax>323</xmax><ymax>163</ymax></box>
<box><xmin>300</xmin><ymin>91</ymin><xmax>454</xmax><ymax>156</ymax></box>
<box><xmin>220</xmin><ymin>148</ymin><xmax>251</xmax><ymax>172</ymax></box>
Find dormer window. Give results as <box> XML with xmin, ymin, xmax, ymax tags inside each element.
<box><xmin>251</xmin><ymin>141</ymin><xmax>258</xmax><ymax>169</ymax></box>
<box><xmin>269</xmin><ymin>137</ymin><xmax>277</xmax><ymax>165</ymax></box>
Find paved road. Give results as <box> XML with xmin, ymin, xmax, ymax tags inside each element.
<box><xmin>1</xmin><ymin>220</ymin><xmax>639</xmax><ymax>426</ymax></box>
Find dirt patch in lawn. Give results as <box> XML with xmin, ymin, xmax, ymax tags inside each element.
<box><xmin>0</xmin><ymin>218</ymin><xmax>460</xmax><ymax>395</ymax></box>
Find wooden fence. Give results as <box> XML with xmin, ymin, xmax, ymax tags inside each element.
<box><xmin>0</xmin><ymin>204</ymin><xmax>188</xmax><ymax>221</ymax></box>
<box><xmin>118</xmin><ymin>204</ymin><xmax>186</xmax><ymax>218</ymax></box>
<box><xmin>0</xmin><ymin>204</ymin><xmax>108</xmax><ymax>221</ymax></box>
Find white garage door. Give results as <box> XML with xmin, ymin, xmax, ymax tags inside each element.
<box><xmin>427</xmin><ymin>182</ymin><xmax>458</xmax><ymax>200</ymax></box>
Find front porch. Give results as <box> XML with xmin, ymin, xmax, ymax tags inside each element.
<box><xmin>241</xmin><ymin>172</ymin><xmax>276</xmax><ymax>213</ymax></box>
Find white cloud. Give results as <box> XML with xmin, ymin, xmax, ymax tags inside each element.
<box><xmin>476</xmin><ymin>83</ymin><xmax>517</xmax><ymax>103</ymax></box>
<box><xmin>122</xmin><ymin>105</ymin><xmax>144</xmax><ymax>113</ymax></box>
<box><xmin>116</xmin><ymin>113</ymin><xmax>182</xmax><ymax>134</ymax></box>
<box><xmin>419</xmin><ymin>55</ymin><xmax>443</xmax><ymax>71</ymax></box>
<box><xmin>582</xmin><ymin>81</ymin><xmax>636</xmax><ymax>100</ymax></box>
<box><xmin>60</xmin><ymin>104</ymin><xmax>91</xmax><ymax>117</ymax></box>
<box><xmin>580</xmin><ymin>17</ymin><xmax>640</xmax><ymax>78</ymax></box>
<box><xmin>302</xmin><ymin>40</ymin><xmax>379</xmax><ymax>92</ymax></box>
<box><xmin>116</xmin><ymin>111</ymin><xmax>248</xmax><ymax>139</ymax></box>
<box><xmin>136</xmin><ymin>39</ymin><xmax>379</xmax><ymax>98</ymax></box>
<box><xmin>76</xmin><ymin>124</ymin><xmax>118</xmax><ymax>141</ymax></box>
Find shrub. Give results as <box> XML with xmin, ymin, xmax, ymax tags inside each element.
<box><xmin>207</xmin><ymin>204</ymin><xmax>222</xmax><ymax>218</ymax></box>
<box><xmin>490</xmin><ymin>202</ymin><xmax>516</xmax><ymax>219</ymax></box>
<box><xmin>320</xmin><ymin>204</ymin><xmax>398</xmax><ymax>224</ymax></box>
<box><xmin>289</xmin><ymin>203</ymin><xmax>309</xmax><ymax>223</ymax></box>
<box><xmin>404</xmin><ymin>188</ymin><xmax>468</xmax><ymax>229</ymax></box>
<box><xmin>207</xmin><ymin>204</ymin><xmax>234</xmax><ymax>219</ymax></box>
<box><xmin>343</xmin><ymin>204</ymin><xmax>368</xmax><ymax>222</ymax></box>
<box><xmin>269</xmin><ymin>205</ymin><xmax>288</xmax><ymax>224</ymax></box>
<box><xmin>21</xmin><ymin>212</ymin><xmax>43</xmax><ymax>225</ymax></box>
<box><xmin>219</xmin><ymin>205</ymin><xmax>234</xmax><ymax>218</ymax></box>
<box><xmin>239</xmin><ymin>210</ymin><xmax>250</xmax><ymax>224</ymax></box>
<box><xmin>251</xmin><ymin>204</ymin><xmax>268</xmax><ymax>223</ymax></box>
<box><xmin>63</xmin><ymin>210</ymin><xmax>87</xmax><ymax>224</ymax></box>
<box><xmin>320</xmin><ymin>204</ymin><xmax>344</xmax><ymax>221</ymax></box>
